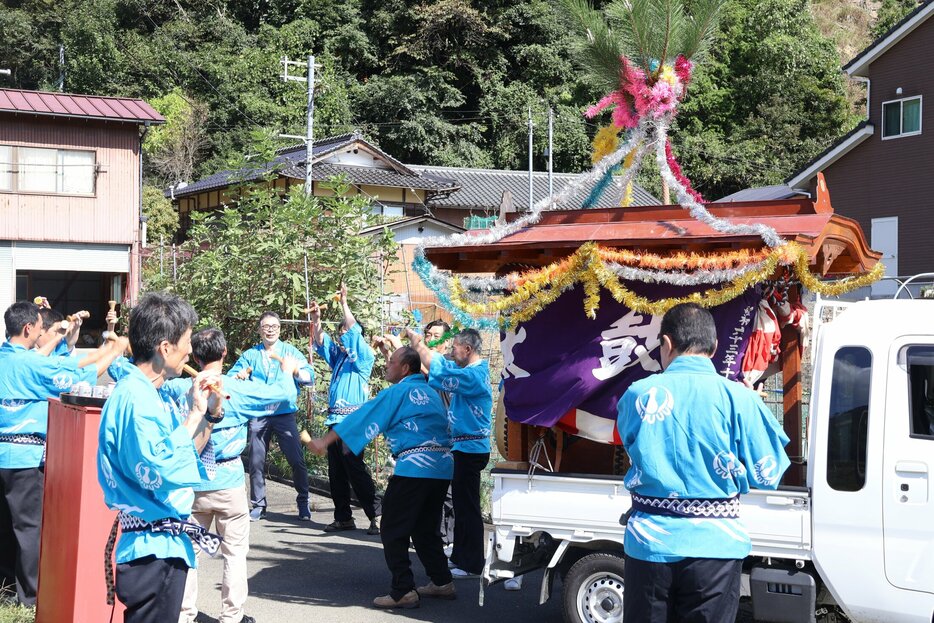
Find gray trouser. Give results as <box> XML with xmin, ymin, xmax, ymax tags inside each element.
<box><xmin>247</xmin><ymin>414</ymin><xmax>309</xmax><ymax>509</ymax></box>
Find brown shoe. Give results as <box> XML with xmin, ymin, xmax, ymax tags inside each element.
<box><xmin>417</xmin><ymin>581</ymin><xmax>456</xmax><ymax>600</ymax></box>
<box><xmin>372</xmin><ymin>590</ymin><xmax>419</xmax><ymax>609</ymax></box>
<box><xmin>323</xmin><ymin>519</ymin><xmax>356</xmax><ymax>533</ymax></box>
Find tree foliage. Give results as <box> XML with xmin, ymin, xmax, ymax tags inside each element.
<box><xmin>1</xmin><ymin>0</ymin><xmax>862</xmax><ymax>201</ymax></box>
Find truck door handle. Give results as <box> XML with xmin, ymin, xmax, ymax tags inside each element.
<box><xmin>895</xmin><ymin>461</ymin><xmax>928</xmax><ymax>474</ymax></box>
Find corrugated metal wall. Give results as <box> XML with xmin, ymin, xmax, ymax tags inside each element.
<box><xmin>0</xmin><ymin>116</ymin><xmax>140</xmax><ymax>245</ymax></box>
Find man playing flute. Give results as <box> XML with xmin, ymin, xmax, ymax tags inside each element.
<box><xmin>97</xmin><ymin>292</ymin><xmax>226</xmax><ymax>623</ymax></box>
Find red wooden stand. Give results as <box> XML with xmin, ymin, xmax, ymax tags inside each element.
<box><xmin>36</xmin><ymin>398</ymin><xmax>124</xmax><ymax>622</ymax></box>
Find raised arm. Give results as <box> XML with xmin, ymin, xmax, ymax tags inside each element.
<box><xmin>309</xmin><ymin>300</ymin><xmax>325</xmax><ymax>348</ymax></box>
<box><xmin>405</xmin><ymin>328</ymin><xmax>433</xmax><ymax>371</ymax></box>
<box><xmin>339</xmin><ymin>283</ymin><xmax>356</xmax><ymax>332</ymax></box>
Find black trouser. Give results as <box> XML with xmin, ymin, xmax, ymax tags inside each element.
<box><xmin>623</xmin><ymin>554</ymin><xmax>742</xmax><ymax>623</ymax></box>
<box><xmin>0</xmin><ymin>466</ymin><xmax>44</xmax><ymax>606</ymax></box>
<box><xmin>450</xmin><ymin>451</ymin><xmax>489</xmax><ymax>574</ymax></box>
<box><xmin>248</xmin><ymin>413</ymin><xmax>309</xmax><ymax>510</ymax></box>
<box><xmin>116</xmin><ymin>555</ymin><xmax>188</xmax><ymax>623</ymax></box>
<box><xmin>327</xmin><ymin>432</ymin><xmax>381</xmax><ymax>522</ymax></box>
<box><xmin>381</xmin><ymin>476</ymin><xmax>452</xmax><ymax>600</ymax></box>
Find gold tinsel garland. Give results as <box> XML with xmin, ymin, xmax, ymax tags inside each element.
<box><xmin>449</xmin><ymin>242</ymin><xmax>884</xmax><ymax>328</ymax></box>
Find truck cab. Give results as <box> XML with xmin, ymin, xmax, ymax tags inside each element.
<box><xmin>809</xmin><ymin>299</ymin><xmax>934</xmax><ymax>621</ymax></box>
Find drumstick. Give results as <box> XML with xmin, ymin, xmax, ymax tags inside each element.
<box><xmin>182</xmin><ymin>364</ymin><xmax>231</xmax><ymax>400</ymax></box>
<box><xmin>102</xmin><ymin>331</ymin><xmax>132</xmax><ymax>355</ymax></box>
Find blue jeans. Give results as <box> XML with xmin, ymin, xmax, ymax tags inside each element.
<box><xmin>248</xmin><ymin>414</ymin><xmax>309</xmax><ymax>509</ymax></box>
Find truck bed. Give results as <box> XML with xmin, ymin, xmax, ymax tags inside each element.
<box><xmin>490</xmin><ymin>469</ymin><xmax>811</xmax><ymax>561</ymax></box>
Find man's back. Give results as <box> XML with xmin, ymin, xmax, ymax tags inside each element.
<box><xmin>617</xmin><ymin>355</ymin><xmax>790</xmax><ymax>562</ymax></box>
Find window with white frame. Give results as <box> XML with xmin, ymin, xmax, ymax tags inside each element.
<box><xmin>0</xmin><ymin>144</ymin><xmax>96</xmax><ymax>195</ymax></box>
<box><xmin>0</xmin><ymin>145</ymin><xmax>11</xmax><ymax>191</ymax></box>
<box><xmin>882</xmin><ymin>96</ymin><xmax>922</xmax><ymax>139</ymax></box>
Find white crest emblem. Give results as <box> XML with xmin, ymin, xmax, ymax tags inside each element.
<box><xmin>52</xmin><ymin>373</ymin><xmax>74</xmax><ymax>390</ymax></box>
<box><xmin>100</xmin><ymin>458</ymin><xmax>117</xmax><ymax>489</ymax></box>
<box><xmin>754</xmin><ymin>455</ymin><xmax>780</xmax><ymax>486</ymax></box>
<box><xmin>134</xmin><ymin>462</ymin><xmax>163</xmax><ymax>490</ymax></box>
<box><xmin>469</xmin><ymin>403</ymin><xmax>485</xmax><ymax>420</ymax></box>
<box><xmin>634</xmin><ymin>387</ymin><xmax>674</xmax><ymax>424</ymax></box>
<box><xmin>365</xmin><ymin>423</ymin><xmax>380</xmax><ymax>441</ymax></box>
<box><xmin>409</xmin><ymin>389</ymin><xmax>430</xmax><ymax>406</ymax></box>
<box><xmin>346</xmin><ymin>349</ymin><xmax>358</xmax><ymax>363</ymax></box>
<box><xmin>713</xmin><ymin>451</ymin><xmax>745</xmax><ymax>479</ymax></box>
<box><xmin>442</xmin><ymin>377</ymin><xmax>459</xmax><ymax>392</ymax></box>
<box><xmin>625</xmin><ymin>465</ymin><xmax>643</xmax><ymax>489</ymax></box>
<box><xmin>0</xmin><ymin>399</ymin><xmax>27</xmax><ymax>413</ymax></box>
<box><xmin>403</xmin><ymin>420</ymin><xmax>419</xmax><ymax>433</ymax></box>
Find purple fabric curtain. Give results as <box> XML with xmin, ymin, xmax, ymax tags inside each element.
<box><xmin>500</xmin><ymin>283</ymin><xmax>760</xmax><ymax>428</ymax></box>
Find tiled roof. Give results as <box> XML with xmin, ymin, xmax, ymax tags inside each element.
<box><xmin>279</xmin><ymin>163</ymin><xmax>459</xmax><ymax>192</ymax></box>
<box><xmin>0</xmin><ymin>88</ymin><xmax>164</xmax><ymax>124</ymax></box>
<box><xmin>409</xmin><ymin>165</ymin><xmax>658</xmax><ymax>211</ymax></box>
<box><xmin>170</xmin><ymin>133</ymin><xmax>456</xmax><ymax>198</ymax></box>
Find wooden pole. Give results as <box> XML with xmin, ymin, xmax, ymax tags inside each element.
<box><xmin>781</xmin><ymin>315</ymin><xmax>805</xmax><ymax>486</ymax></box>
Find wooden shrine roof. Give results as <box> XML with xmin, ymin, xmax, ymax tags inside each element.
<box><xmin>426</xmin><ymin>174</ymin><xmax>881</xmax><ymax>276</ymax></box>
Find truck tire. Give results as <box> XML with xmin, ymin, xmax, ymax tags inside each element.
<box><xmin>562</xmin><ymin>552</ymin><xmax>626</xmax><ymax>623</ymax></box>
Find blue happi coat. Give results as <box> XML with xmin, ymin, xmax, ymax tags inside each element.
<box><xmin>617</xmin><ymin>355</ymin><xmax>791</xmax><ymax>562</ymax></box>
<box><xmin>226</xmin><ymin>340</ymin><xmax>313</xmax><ymax>415</ymax></box>
<box><xmin>315</xmin><ymin>323</ymin><xmax>375</xmax><ymax>425</ymax></box>
<box><xmin>161</xmin><ymin>374</ymin><xmax>298</xmax><ymax>492</ymax></box>
<box><xmin>0</xmin><ymin>341</ymin><xmax>97</xmax><ymax>468</ymax></box>
<box><xmin>335</xmin><ymin>374</ymin><xmax>452</xmax><ymax>480</ymax></box>
<box><xmin>97</xmin><ymin>364</ymin><xmax>207</xmax><ymax>567</ymax></box>
<box><xmin>428</xmin><ymin>354</ymin><xmax>492</xmax><ymax>454</ymax></box>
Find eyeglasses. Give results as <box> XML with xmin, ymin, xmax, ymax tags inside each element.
<box><xmin>260</xmin><ymin>324</ymin><xmax>280</xmax><ymax>331</ymax></box>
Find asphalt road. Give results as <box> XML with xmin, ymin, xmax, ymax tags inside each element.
<box><xmin>191</xmin><ymin>479</ymin><xmax>755</xmax><ymax>623</ymax></box>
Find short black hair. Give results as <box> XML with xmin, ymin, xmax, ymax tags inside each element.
<box><xmin>660</xmin><ymin>303</ymin><xmax>717</xmax><ymax>356</ymax></box>
<box><xmin>191</xmin><ymin>327</ymin><xmax>226</xmax><ymax>365</ymax></box>
<box><xmin>4</xmin><ymin>301</ymin><xmax>40</xmax><ymax>338</ymax></box>
<box><xmin>39</xmin><ymin>307</ymin><xmax>63</xmax><ymax>329</ymax></box>
<box><xmin>425</xmin><ymin>319</ymin><xmax>451</xmax><ymax>335</ymax></box>
<box><xmin>454</xmin><ymin>328</ymin><xmax>482</xmax><ymax>352</ymax></box>
<box><xmin>397</xmin><ymin>346</ymin><xmax>422</xmax><ymax>376</ymax></box>
<box><xmin>258</xmin><ymin>311</ymin><xmax>279</xmax><ymax>326</ymax></box>
<box><xmin>129</xmin><ymin>292</ymin><xmax>198</xmax><ymax>363</ymax></box>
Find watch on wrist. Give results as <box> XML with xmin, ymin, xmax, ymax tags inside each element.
<box><xmin>205</xmin><ymin>409</ymin><xmax>224</xmax><ymax>424</ymax></box>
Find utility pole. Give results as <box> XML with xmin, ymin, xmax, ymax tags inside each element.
<box><xmin>280</xmin><ymin>55</ymin><xmax>319</xmax><ymax>197</ymax></box>
<box><xmin>547</xmin><ymin>107</ymin><xmax>554</xmax><ymax>201</ymax></box>
<box><xmin>528</xmin><ymin>106</ymin><xmax>534</xmax><ymax>211</ymax></box>
<box><xmin>58</xmin><ymin>45</ymin><xmax>65</xmax><ymax>92</ymax></box>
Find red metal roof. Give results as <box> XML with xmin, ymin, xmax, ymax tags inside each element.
<box><xmin>426</xmin><ymin>181</ymin><xmax>881</xmax><ymax>276</ymax></box>
<box><xmin>0</xmin><ymin>89</ymin><xmax>165</xmax><ymax>124</ymax></box>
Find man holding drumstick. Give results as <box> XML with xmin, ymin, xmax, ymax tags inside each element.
<box><xmin>227</xmin><ymin>312</ymin><xmax>314</xmax><ymax>521</ymax></box>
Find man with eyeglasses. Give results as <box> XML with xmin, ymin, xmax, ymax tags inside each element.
<box><xmin>228</xmin><ymin>312</ymin><xmax>314</xmax><ymax>521</ymax></box>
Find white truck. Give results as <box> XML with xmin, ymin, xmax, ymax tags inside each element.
<box><xmin>482</xmin><ymin>299</ymin><xmax>934</xmax><ymax>623</ymax></box>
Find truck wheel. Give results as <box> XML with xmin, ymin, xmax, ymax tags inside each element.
<box><xmin>562</xmin><ymin>552</ymin><xmax>626</xmax><ymax>623</ymax></box>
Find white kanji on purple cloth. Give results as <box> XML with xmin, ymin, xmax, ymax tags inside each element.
<box><xmin>592</xmin><ymin>310</ymin><xmax>662</xmax><ymax>381</ymax></box>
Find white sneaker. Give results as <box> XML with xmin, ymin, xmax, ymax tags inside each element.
<box><xmin>504</xmin><ymin>576</ymin><xmax>523</xmax><ymax>591</ymax></box>
<box><xmin>450</xmin><ymin>567</ymin><xmax>480</xmax><ymax>579</ymax></box>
